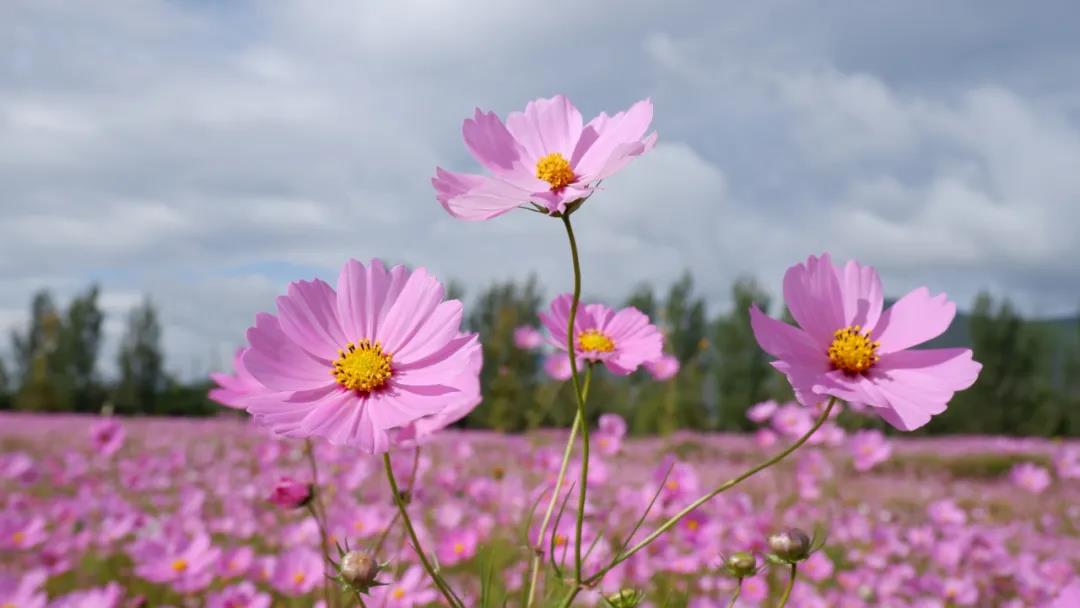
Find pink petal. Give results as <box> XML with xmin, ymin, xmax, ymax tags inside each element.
<box><xmin>376</xmin><ymin>267</ymin><xmax>444</xmax><ymax>354</ymax></box>
<box><xmin>871</xmin><ymin>287</ymin><xmax>956</xmax><ymax>353</ymax></box>
<box><xmin>393</xmin><ymin>301</ymin><xmax>465</xmax><ymax>365</ymax></box>
<box><xmin>749</xmin><ymin>305</ymin><xmax>822</xmax><ymax>364</ymax></box>
<box><xmin>572</xmin><ymin>98</ymin><xmax>654</xmax><ymax>179</ymax></box>
<box><xmin>462</xmin><ymin>109</ymin><xmax>545</xmax><ymax>190</ymax></box>
<box><xmin>336</xmin><ymin>259</ymin><xmax>410</xmax><ymax>342</ymax></box>
<box><xmin>275</xmin><ymin>279</ymin><xmax>346</xmax><ymax>360</ymax></box>
<box><xmin>782</xmin><ymin>254</ymin><xmax>846</xmax><ymax>347</ymax></box>
<box><xmin>432</xmin><ymin>167</ymin><xmax>532</xmax><ymax>221</ymax></box>
<box><xmin>243</xmin><ymin>314</ymin><xmax>333</xmax><ymax>392</ymax></box>
<box><xmin>505</xmin><ymin>94</ymin><xmax>584</xmax><ymax>161</ymax></box>
<box><xmin>838</xmin><ymin>259</ymin><xmax>883</xmax><ymax>331</ymax></box>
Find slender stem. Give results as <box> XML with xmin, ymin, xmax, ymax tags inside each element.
<box><xmin>777</xmin><ymin>564</ymin><xmax>797</xmax><ymax>608</ymax></box>
<box><xmin>577</xmin><ymin>397</ymin><xmax>839</xmax><ymax>593</ymax></box>
<box><xmin>559</xmin><ymin>214</ymin><xmax>591</xmax><ymax>585</ymax></box>
<box><xmin>726</xmin><ymin>580</ymin><xmax>742</xmax><ymax>608</ymax></box>
<box><xmin>524</xmin><ymin>213</ymin><xmax>591</xmax><ymax>607</ymax></box>
<box><xmin>383</xmin><ymin>453</ymin><xmax>463</xmax><ymax>608</ymax></box>
<box><xmin>303</xmin><ymin>439</ymin><xmax>334</xmax><ymax>608</ymax></box>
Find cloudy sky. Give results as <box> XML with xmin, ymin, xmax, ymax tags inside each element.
<box><xmin>3</xmin><ymin>1</ymin><xmax>1079</xmax><ymax>379</ymax></box>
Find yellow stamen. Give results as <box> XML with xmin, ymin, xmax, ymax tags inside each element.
<box><xmin>666</xmin><ymin>480</ymin><xmax>679</xmax><ymax>491</ymax></box>
<box><xmin>535</xmin><ymin>152</ymin><xmax>575</xmax><ymax>190</ymax></box>
<box><xmin>170</xmin><ymin>558</ymin><xmax>188</xmax><ymax>572</ymax></box>
<box><xmin>687</xmin><ymin>519</ymin><xmax>699</xmax><ymax>531</ymax></box>
<box><xmin>827</xmin><ymin>325</ymin><xmax>880</xmax><ymax>374</ymax></box>
<box><xmin>353</xmin><ymin>520</ymin><xmax>365</xmax><ymax>532</ymax></box>
<box><xmin>392</xmin><ymin>588</ymin><xmax>406</xmax><ymax>600</ymax></box>
<box><xmin>554</xmin><ymin>533</ymin><xmax>568</xmax><ymax>546</ymax></box>
<box><xmin>453</xmin><ymin>542</ymin><xmax>465</xmax><ymax>554</ymax></box>
<box><xmin>11</xmin><ymin>531</ymin><xmax>26</xmax><ymax>545</ymax></box>
<box><xmin>293</xmin><ymin>572</ymin><xmax>306</xmax><ymax>585</ymax></box>
<box><xmin>331</xmin><ymin>340</ymin><xmax>393</xmax><ymax>392</ymax></box>
<box><xmin>577</xmin><ymin>329</ymin><xmax>615</xmax><ymax>353</ymax></box>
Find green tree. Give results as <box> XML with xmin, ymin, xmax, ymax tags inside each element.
<box><xmin>662</xmin><ymin>272</ymin><xmax>708</xmax><ymax>363</ymax></box>
<box><xmin>11</xmin><ymin>291</ymin><xmax>65</xmax><ymax>411</ymax></box>
<box><xmin>463</xmin><ymin>277</ymin><xmax>544</xmax><ymax>431</ymax></box>
<box><xmin>57</xmin><ymin>285</ymin><xmax>105</xmax><ymax>412</ymax></box>
<box><xmin>115</xmin><ymin>297</ymin><xmax>165</xmax><ymax>414</ymax></box>
<box><xmin>0</xmin><ymin>357</ymin><xmax>10</xmax><ymax>410</ymax></box>
<box><xmin>712</xmin><ymin>277</ymin><xmax>776</xmax><ymax>430</ymax></box>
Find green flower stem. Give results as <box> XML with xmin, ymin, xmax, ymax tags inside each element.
<box><xmin>560</xmin><ymin>213</ymin><xmax>592</xmax><ymax>586</ymax></box>
<box><xmin>554</xmin><ymin>398</ymin><xmax>838</xmax><ymax>607</ymax></box>
<box><xmin>778</xmin><ymin>564</ymin><xmax>797</xmax><ymax>608</ymax></box>
<box><xmin>383</xmin><ymin>453</ymin><xmax>463</xmax><ymax>608</ymax></box>
<box><xmin>726</xmin><ymin>580</ymin><xmax>742</xmax><ymax>608</ymax></box>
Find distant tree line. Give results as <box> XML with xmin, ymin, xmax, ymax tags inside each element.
<box><xmin>1</xmin><ymin>278</ymin><xmax>1078</xmax><ymax>436</ymax></box>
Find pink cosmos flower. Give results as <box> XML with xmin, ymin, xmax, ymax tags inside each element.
<box><xmin>0</xmin><ymin>570</ymin><xmax>46</xmax><ymax>608</ymax></box>
<box><xmin>48</xmin><ymin>583</ymin><xmax>122</xmax><ymax>608</ymax></box>
<box><xmin>747</xmin><ymin>400</ymin><xmax>778</xmax><ymax>424</ymax></box>
<box><xmin>206</xmin><ymin>582</ymin><xmax>271</xmax><ymax>608</ymax></box>
<box><xmin>543</xmin><ymin>352</ymin><xmax>573</xmax><ymax>381</ymax></box>
<box><xmin>540</xmin><ymin>294</ymin><xmax>663</xmax><ymax>375</ymax></box>
<box><xmin>89</xmin><ymin>419</ymin><xmax>125</xmax><ymax>457</ymax></box>
<box><xmin>848</xmin><ymin>429</ymin><xmax>892</xmax><ymax>472</ymax></box>
<box><xmin>270</xmin><ymin>547</ymin><xmax>324</xmax><ymax>596</ymax></box>
<box><xmin>512</xmin><ymin>325</ymin><xmax>543</xmax><ymax>350</ymax></box>
<box><xmin>368</xmin><ymin>565</ymin><xmax>439</xmax><ymax>606</ymax></box>
<box><xmin>644</xmin><ymin>353</ymin><xmax>680</xmax><ymax>381</ymax></box>
<box><xmin>750</xmin><ymin>253</ymin><xmax>981</xmax><ymax>431</ymax></box>
<box><xmin>436</xmin><ymin>527</ymin><xmax>479</xmax><ymax>566</ymax></box>
<box><xmin>209</xmin><ymin>348</ymin><xmax>267</xmax><ymax>409</ymax></box>
<box><xmin>595</xmin><ymin>413</ymin><xmax>627</xmax><ymax>455</ymax></box>
<box><xmin>432</xmin><ymin>95</ymin><xmax>656</xmax><ymax>220</ymax></box>
<box><xmin>268</xmin><ymin>477</ymin><xmax>312</xmax><ymax>509</ymax></box>
<box><xmin>1010</xmin><ymin>463</ymin><xmax>1051</xmax><ymax>494</ymax></box>
<box><xmin>131</xmin><ymin>530</ymin><xmax>220</xmax><ymax>593</ymax></box>
<box><xmin>241</xmin><ymin>259</ymin><xmax>482</xmax><ymax>453</ymax></box>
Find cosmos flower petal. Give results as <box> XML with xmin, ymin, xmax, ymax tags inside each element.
<box><xmin>572</xmin><ymin>98</ymin><xmax>654</xmax><ymax>179</ymax></box>
<box><xmin>377</xmin><ymin>267</ymin><xmax>445</xmax><ymax>354</ymax></box>
<box><xmin>505</xmin><ymin>94</ymin><xmax>584</xmax><ymax>160</ymax></box>
<box><xmin>243</xmin><ymin>315</ymin><xmax>333</xmax><ymax>392</ymax></box>
<box><xmin>838</xmin><ymin>259</ymin><xmax>884</xmax><ymax>330</ymax></box>
<box><xmin>337</xmin><ymin>259</ymin><xmax>408</xmax><ymax>341</ymax></box>
<box><xmin>462</xmin><ymin>109</ymin><xmax>545</xmax><ymax>189</ymax></box>
<box><xmin>749</xmin><ymin>305</ymin><xmax>821</xmax><ymax>364</ymax></box>
<box><xmin>432</xmin><ymin>167</ymin><xmax>533</xmax><ymax>221</ymax></box>
<box><xmin>782</xmin><ymin>254</ymin><xmax>847</xmax><ymax>347</ymax></box>
<box><xmin>872</xmin><ymin>287</ymin><xmax>956</xmax><ymax>354</ymax></box>
<box><xmin>274</xmin><ymin>279</ymin><xmax>347</xmax><ymax>361</ymax></box>
<box><xmin>392</xmin><ymin>300</ymin><xmax>464</xmax><ymax>364</ymax></box>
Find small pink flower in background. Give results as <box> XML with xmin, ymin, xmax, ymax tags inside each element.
<box><xmin>48</xmin><ymin>582</ymin><xmax>122</xmax><ymax>608</ymax></box>
<box><xmin>206</xmin><ymin>582</ymin><xmax>271</xmax><ymax>608</ymax></box>
<box><xmin>540</xmin><ymin>294</ymin><xmax>663</xmax><ymax>375</ymax></box>
<box><xmin>208</xmin><ymin>348</ymin><xmax>268</xmax><ymax>409</ymax></box>
<box><xmin>801</xmin><ymin>551</ymin><xmax>835</xmax><ymax>582</ymax></box>
<box><xmin>543</xmin><ymin>352</ymin><xmax>573</xmax><ymax>381</ymax></box>
<box><xmin>848</xmin><ymin>429</ymin><xmax>892</xmax><ymax>472</ymax></box>
<box><xmin>218</xmin><ymin>545</ymin><xmax>255</xmax><ymax>579</ymax></box>
<box><xmin>89</xmin><ymin>419</ymin><xmax>125</xmax><ymax>457</ymax></box>
<box><xmin>131</xmin><ymin>530</ymin><xmax>220</xmax><ymax>593</ymax></box>
<box><xmin>771</xmin><ymin>403</ymin><xmax>813</xmax><ymax>438</ymax></box>
<box><xmin>754</xmin><ymin>428</ymin><xmax>778</xmax><ymax>448</ymax></box>
<box><xmin>368</xmin><ymin>565</ymin><xmax>439</xmax><ymax>606</ymax></box>
<box><xmin>433</xmin><ymin>94</ymin><xmax>656</xmax><ymax>220</ymax></box>
<box><xmin>747</xmin><ymin>400</ymin><xmax>778</xmax><ymax>424</ymax></box>
<box><xmin>1054</xmin><ymin>446</ymin><xmax>1080</xmax><ymax>480</ymax></box>
<box><xmin>927</xmin><ymin>499</ymin><xmax>967</xmax><ymax>526</ymax></box>
<box><xmin>656</xmin><ymin>457</ymin><xmax>700</xmax><ymax>504</ymax></box>
<box><xmin>1053</xmin><ymin>581</ymin><xmax>1080</xmax><ymax>608</ymax></box>
<box><xmin>1010</xmin><ymin>463</ymin><xmax>1051</xmax><ymax>494</ymax></box>
<box><xmin>436</xmin><ymin>527</ymin><xmax>479</xmax><ymax>566</ymax></box>
<box><xmin>512</xmin><ymin>325</ymin><xmax>543</xmax><ymax>350</ymax></box>
<box><xmin>750</xmin><ymin>253</ymin><xmax>981</xmax><ymax>430</ymax></box>
<box><xmin>595</xmin><ymin>413</ymin><xmax>627</xmax><ymax>455</ymax></box>
<box><xmin>739</xmin><ymin>574</ymin><xmax>768</xmax><ymax>604</ymax></box>
<box><xmin>268</xmin><ymin>477</ymin><xmax>312</xmax><ymax>509</ymax></box>
<box><xmin>0</xmin><ymin>452</ymin><xmax>35</xmax><ymax>483</ymax></box>
<box><xmin>644</xmin><ymin>353</ymin><xmax>680</xmax><ymax>381</ymax></box>
<box><xmin>241</xmin><ymin>258</ymin><xmax>482</xmax><ymax>453</ymax></box>
<box><xmin>0</xmin><ymin>569</ymin><xmax>46</xmax><ymax>608</ymax></box>
<box><xmin>0</xmin><ymin>515</ymin><xmax>46</xmax><ymax>550</ymax></box>
<box><xmin>270</xmin><ymin>547</ymin><xmax>324</xmax><ymax>596</ymax></box>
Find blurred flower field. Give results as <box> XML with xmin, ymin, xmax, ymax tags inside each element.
<box><xmin>3</xmin><ymin>412</ymin><xmax>1080</xmax><ymax>607</ymax></box>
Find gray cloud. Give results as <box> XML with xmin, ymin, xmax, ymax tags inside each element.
<box><xmin>2</xmin><ymin>0</ymin><xmax>1079</xmax><ymax>378</ymax></box>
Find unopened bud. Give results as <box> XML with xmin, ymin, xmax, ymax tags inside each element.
<box><xmin>604</xmin><ymin>589</ymin><xmax>644</xmax><ymax>608</ymax></box>
<box><xmin>340</xmin><ymin>549</ymin><xmax>381</xmax><ymax>588</ymax></box>
<box><xmin>767</xmin><ymin>528</ymin><xmax>812</xmax><ymax>563</ymax></box>
<box><xmin>268</xmin><ymin>477</ymin><xmax>313</xmax><ymax>509</ymax></box>
<box><xmin>724</xmin><ymin>551</ymin><xmax>757</xmax><ymax>578</ymax></box>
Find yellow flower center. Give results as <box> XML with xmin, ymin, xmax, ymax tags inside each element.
<box><xmin>170</xmin><ymin>558</ymin><xmax>188</xmax><ymax>572</ymax></box>
<box><xmin>827</xmin><ymin>325</ymin><xmax>880</xmax><ymax>374</ymax></box>
<box><xmin>686</xmin><ymin>519</ymin><xmax>699</xmax><ymax>531</ymax></box>
<box><xmin>666</xmin><ymin>480</ymin><xmax>679</xmax><ymax>491</ymax></box>
<box><xmin>577</xmin><ymin>329</ymin><xmax>615</xmax><ymax>353</ymax></box>
<box><xmin>535</xmin><ymin>152</ymin><xmax>575</xmax><ymax>190</ymax></box>
<box><xmin>11</xmin><ymin>531</ymin><xmax>25</xmax><ymax>545</ymax></box>
<box><xmin>3</xmin><ymin>603</ymin><xmax>15</xmax><ymax>608</ymax></box>
<box><xmin>293</xmin><ymin>572</ymin><xmax>306</xmax><ymax>585</ymax></box>
<box><xmin>332</xmin><ymin>340</ymin><xmax>393</xmax><ymax>392</ymax></box>
<box><xmin>554</xmin><ymin>533</ymin><xmax>568</xmax><ymax>546</ymax></box>
<box><xmin>353</xmin><ymin>520</ymin><xmax>365</xmax><ymax>532</ymax></box>
<box><xmin>392</xmin><ymin>588</ymin><xmax>406</xmax><ymax>600</ymax></box>
<box><xmin>453</xmin><ymin>542</ymin><xmax>465</xmax><ymax>554</ymax></box>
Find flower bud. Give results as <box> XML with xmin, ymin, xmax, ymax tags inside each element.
<box><xmin>603</xmin><ymin>589</ymin><xmax>644</xmax><ymax>608</ymax></box>
<box><xmin>340</xmin><ymin>549</ymin><xmax>381</xmax><ymax>588</ymax></box>
<box><xmin>724</xmin><ymin>551</ymin><xmax>758</xmax><ymax>578</ymax></box>
<box><xmin>268</xmin><ymin>477</ymin><xmax>313</xmax><ymax>509</ymax></box>
<box><xmin>767</xmin><ymin>528</ymin><xmax>812</xmax><ymax>563</ymax></box>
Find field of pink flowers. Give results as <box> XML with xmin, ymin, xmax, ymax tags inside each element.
<box><xmin>3</xmin><ymin>411</ymin><xmax>1080</xmax><ymax>607</ymax></box>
